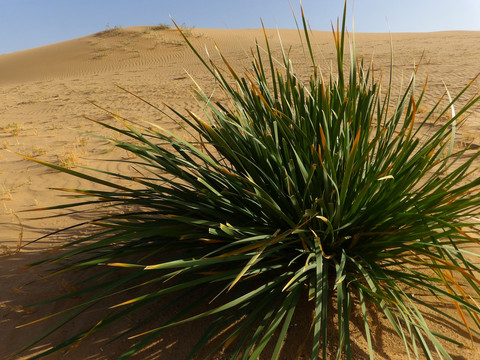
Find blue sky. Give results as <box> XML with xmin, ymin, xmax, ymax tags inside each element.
<box><xmin>1</xmin><ymin>0</ymin><xmax>479</xmax><ymax>55</ymax></box>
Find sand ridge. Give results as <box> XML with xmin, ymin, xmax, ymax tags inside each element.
<box><xmin>1</xmin><ymin>26</ymin><xmax>480</xmax><ymax>359</ymax></box>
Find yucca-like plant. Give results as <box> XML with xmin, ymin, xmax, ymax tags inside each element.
<box><xmin>15</xmin><ymin>2</ymin><xmax>480</xmax><ymax>359</ymax></box>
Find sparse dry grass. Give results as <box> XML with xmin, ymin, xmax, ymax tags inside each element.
<box><xmin>55</xmin><ymin>136</ymin><xmax>88</xmax><ymax>169</ymax></box>
<box><xmin>3</xmin><ymin>122</ymin><xmax>22</xmax><ymax>136</ymax></box>
<box><xmin>57</xmin><ymin>150</ymin><xmax>79</xmax><ymax>169</ymax></box>
<box><xmin>0</xmin><ymin>244</ymin><xmax>13</xmax><ymax>255</ymax></box>
<box><xmin>27</xmin><ymin>145</ymin><xmax>48</xmax><ymax>158</ymax></box>
<box><xmin>0</xmin><ymin>184</ymin><xmax>13</xmax><ymax>200</ymax></box>
<box><xmin>0</xmin><ymin>178</ymin><xmax>32</xmax><ymax>201</ymax></box>
<box><xmin>49</xmin><ymin>119</ymin><xmax>62</xmax><ymax>131</ymax></box>
<box><xmin>148</xmin><ymin>23</ymin><xmax>171</xmax><ymax>31</ymax></box>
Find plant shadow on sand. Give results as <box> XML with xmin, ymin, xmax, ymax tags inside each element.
<box><xmin>1</xmin><ymin>247</ymin><xmax>477</xmax><ymax>359</ymax></box>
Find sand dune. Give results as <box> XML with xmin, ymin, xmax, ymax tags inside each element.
<box><xmin>1</xmin><ymin>26</ymin><xmax>480</xmax><ymax>359</ymax></box>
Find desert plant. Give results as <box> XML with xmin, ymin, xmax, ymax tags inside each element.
<box><xmin>150</xmin><ymin>23</ymin><xmax>171</xmax><ymax>31</ymax></box>
<box><xmin>14</xmin><ymin>2</ymin><xmax>480</xmax><ymax>360</ymax></box>
<box><xmin>3</xmin><ymin>122</ymin><xmax>22</xmax><ymax>136</ymax></box>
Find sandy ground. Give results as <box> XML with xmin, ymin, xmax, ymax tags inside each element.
<box><xmin>1</xmin><ymin>25</ymin><xmax>480</xmax><ymax>359</ymax></box>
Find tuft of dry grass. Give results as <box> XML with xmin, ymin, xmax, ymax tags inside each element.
<box><xmin>149</xmin><ymin>23</ymin><xmax>171</xmax><ymax>31</ymax></box>
<box><xmin>27</xmin><ymin>145</ymin><xmax>48</xmax><ymax>158</ymax></box>
<box><xmin>55</xmin><ymin>136</ymin><xmax>88</xmax><ymax>169</ymax></box>
<box><xmin>57</xmin><ymin>148</ymin><xmax>80</xmax><ymax>169</ymax></box>
<box><xmin>0</xmin><ymin>184</ymin><xmax>13</xmax><ymax>200</ymax></box>
<box><xmin>3</xmin><ymin>123</ymin><xmax>22</xmax><ymax>136</ymax></box>
<box><xmin>0</xmin><ymin>178</ymin><xmax>32</xmax><ymax>201</ymax></box>
<box><xmin>0</xmin><ymin>244</ymin><xmax>12</xmax><ymax>255</ymax></box>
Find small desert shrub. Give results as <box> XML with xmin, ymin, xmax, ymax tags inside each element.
<box><xmin>95</xmin><ymin>25</ymin><xmax>123</xmax><ymax>38</ymax></box>
<box><xmin>16</xmin><ymin>3</ymin><xmax>480</xmax><ymax>360</ymax></box>
<box><xmin>149</xmin><ymin>23</ymin><xmax>171</xmax><ymax>31</ymax></box>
